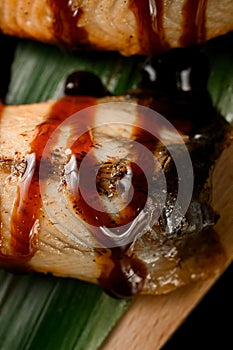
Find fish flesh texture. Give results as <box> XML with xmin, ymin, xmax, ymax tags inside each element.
<box><xmin>0</xmin><ymin>93</ymin><xmax>231</xmax><ymax>298</ymax></box>
<box><xmin>0</xmin><ymin>0</ymin><xmax>233</xmax><ymax>55</ymax></box>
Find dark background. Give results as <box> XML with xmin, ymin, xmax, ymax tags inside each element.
<box><xmin>162</xmin><ymin>262</ymin><xmax>233</xmax><ymax>349</ymax></box>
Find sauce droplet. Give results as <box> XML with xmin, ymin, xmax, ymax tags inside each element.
<box><xmin>64</xmin><ymin>71</ymin><xmax>108</xmax><ymax>97</ymax></box>
<box><xmin>98</xmin><ymin>248</ymin><xmax>148</xmax><ymax>298</ymax></box>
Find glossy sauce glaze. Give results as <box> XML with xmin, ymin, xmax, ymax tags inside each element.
<box><xmin>64</xmin><ymin>71</ymin><xmax>108</xmax><ymax>97</ymax></box>
<box><xmin>47</xmin><ymin>0</ymin><xmax>89</xmax><ymax>48</ymax></box>
<box><xmin>65</xmin><ymin>106</ymin><xmax>158</xmax><ymax>297</ymax></box>
<box><xmin>47</xmin><ymin>0</ymin><xmax>208</xmax><ymax>55</ymax></box>
<box><xmin>133</xmin><ymin>0</ymin><xmax>208</xmax><ymax>52</ymax></box>
<box><xmin>130</xmin><ymin>0</ymin><xmax>169</xmax><ymax>55</ymax></box>
<box><xmin>10</xmin><ymin>96</ymin><xmax>96</xmax><ymax>258</ymax></box>
<box><xmin>180</xmin><ymin>0</ymin><xmax>207</xmax><ymax>46</ymax></box>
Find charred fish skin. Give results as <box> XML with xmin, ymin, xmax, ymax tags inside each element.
<box><xmin>0</xmin><ymin>1</ymin><xmax>233</xmax><ymax>55</ymax></box>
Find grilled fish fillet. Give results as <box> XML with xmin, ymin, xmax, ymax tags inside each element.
<box><xmin>0</xmin><ymin>0</ymin><xmax>233</xmax><ymax>55</ymax></box>
<box><xmin>0</xmin><ymin>95</ymin><xmax>231</xmax><ymax>297</ymax></box>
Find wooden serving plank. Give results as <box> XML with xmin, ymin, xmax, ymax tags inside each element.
<box><xmin>101</xmin><ymin>132</ymin><xmax>233</xmax><ymax>350</ymax></box>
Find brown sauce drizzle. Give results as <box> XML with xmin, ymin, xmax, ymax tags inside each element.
<box><xmin>9</xmin><ymin>96</ymin><xmax>96</xmax><ymax>261</ymax></box>
<box><xmin>6</xmin><ymin>95</ymin><xmax>150</xmax><ymax>297</ymax></box>
<box><xmin>94</xmin><ymin>104</ymin><xmax>182</xmax><ymax>297</ymax></box>
<box><xmin>47</xmin><ymin>0</ymin><xmax>89</xmax><ymax>48</ymax></box>
<box><xmin>132</xmin><ymin>0</ymin><xmax>207</xmax><ymax>52</ymax></box>
<box><xmin>72</xmin><ymin>153</ymin><xmax>149</xmax><ymax>297</ymax></box>
<box><xmin>180</xmin><ymin>0</ymin><xmax>207</xmax><ymax>47</ymax></box>
<box><xmin>68</xmin><ymin>121</ymin><xmax>149</xmax><ymax>245</ymax></box>
<box><xmin>98</xmin><ymin>248</ymin><xmax>148</xmax><ymax>299</ymax></box>
<box><xmin>130</xmin><ymin>0</ymin><xmax>169</xmax><ymax>55</ymax></box>
<box><xmin>0</xmin><ymin>101</ymin><xmax>4</xmax><ymax>114</ymax></box>
<box><xmin>47</xmin><ymin>0</ymin><xmax>208</xmax><ymax>54</ymax></box>
<box><xmin>68</xmin><ymin>111</ymin><xmax>154</xmax><ymax>297</ymax></box>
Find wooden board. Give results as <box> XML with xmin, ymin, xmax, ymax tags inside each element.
<box><xmin>101</xmin><ymin>131</ymin><xmax>233</xmax><ymax>350</ymax></box>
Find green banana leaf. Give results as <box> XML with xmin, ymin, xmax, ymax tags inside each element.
<box><xmin>0</xmin><ymin>31</ymin><xmax>233</xmax><ymax>350</ymax></box>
